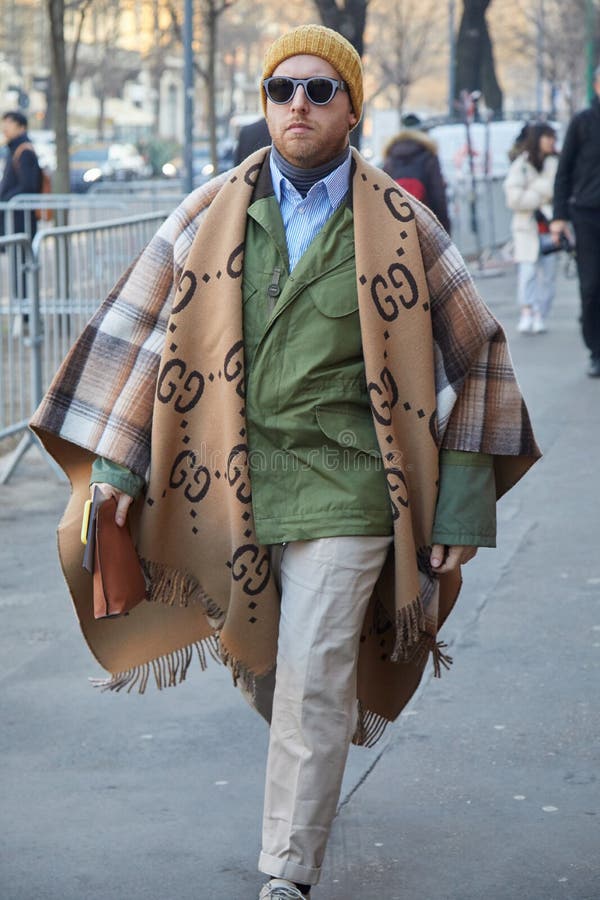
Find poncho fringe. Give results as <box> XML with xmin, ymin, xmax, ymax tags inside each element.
<box><xmin>90</xmin><ymin>635</ymin><xmax>221</xmax><ymax>693</ymax></box>
<box><xmin>142</xmin><ymin>558</ymin><xmax>226</xmax><ymax>627</ymax></box>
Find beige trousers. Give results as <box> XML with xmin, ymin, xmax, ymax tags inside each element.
<box><xmin>258</xmin><ymin>535</ymin><xmax>393</xmax><ymax>886</ymax></box>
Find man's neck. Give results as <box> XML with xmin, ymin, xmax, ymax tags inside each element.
<box><xmin>271</xmin><ymin>144</ymin><xmax>350</xmax><ymax>198</ymax></box>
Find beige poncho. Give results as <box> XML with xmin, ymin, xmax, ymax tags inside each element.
<box><xmin>31</xmin><ymin>149</ymin><xmax>540</xmax><ymax>746</ymax></box>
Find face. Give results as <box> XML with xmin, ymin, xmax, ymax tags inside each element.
<box><xmin>539</xmin><ymin>132</ymin><xmax>556</xmax><ymax>156</ymax></box>
<box><xmin>265</xmin><ymin>54</ymin><xmax>357</xmax><ymax>168</ymax></box>
<box><xmin>1</xmin><ymin>118</ymin><xmax>25</xmax><ymax>143</ymax></box>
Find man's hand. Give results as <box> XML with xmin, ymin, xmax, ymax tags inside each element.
<box><xmin>91</xmin><ymin>483</ymin><xmax>133</xmax><ymax>527</ymax></box>
<box><xmin>430</xmin><ymin>544</ymin><xmax>477</xmax><ymax>574</ymax></box>
<box><xmin>549</xmin><ymin>219</ymin><xmax>573</xmax><ymax>246</ymax></box>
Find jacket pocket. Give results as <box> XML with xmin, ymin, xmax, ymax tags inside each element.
<box><xmin>242</xmin><ymin>274</ymin><xmax>258</xmax><ymax>304</ymax></box>
<box><xmin>306</xmin><ymin>266</ymin><xmax>359</xmax><ymax>318</ymax></box>
<box><xmin>315</xmin><ymin>404</ymin><xmax>381</xmax><ymax>457</ymax></box>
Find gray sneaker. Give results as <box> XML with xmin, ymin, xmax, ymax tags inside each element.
<box><xmin>258</xmin><ymin>879</ymin><xmax>310</xmax><ymax>899</ymax></box>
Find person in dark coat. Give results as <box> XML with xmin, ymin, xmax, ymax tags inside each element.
<box><xmin>382</xmin><ymin>121</ymin><xmax>451</xmax><ymax>234</ymax></box>
<box><xmin>233</xmin><ymin>116</ymin><xmax>271</xmax><ymax>165</ymax></box>
<box><xmin>0</xmin><ymin>110</ymin><xmax>42</xmax><ymax>239</ymax></box>
<box><xmin>1</xmin><ymin>110</ymin><xmax>42</xmax><ymax>324</ymax></box>
<box><xmin>551</xmin><ymin>65</ymin><xmax>600</xmax><ymax>377</ymax></box>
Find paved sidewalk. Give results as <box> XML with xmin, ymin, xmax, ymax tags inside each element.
<box><xmin>1</xmin><ymin>261</ymin><xmax>598</xmax><ymax>900</ymax></box>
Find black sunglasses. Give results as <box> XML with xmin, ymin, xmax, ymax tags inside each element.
<box><xmin>263</xmin><ymin>76</ymin><xmax>348</xmax><ymax>106</ymax></box>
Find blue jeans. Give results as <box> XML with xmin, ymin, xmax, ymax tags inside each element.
<box><xmin>517</xmin><ymin>254</ymin><xmax>557</xmax><ymax>319</ymax></box>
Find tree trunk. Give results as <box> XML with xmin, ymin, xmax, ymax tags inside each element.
<box><xmin>313</xmin><ymin>0</ymin><xmax>368</xmax><ymax>56</ymax></box>
<box><xmin>455</xmin><ymin>0</ymin><xmax>502</xmax><ymax>116</ymax></box>
<box><xmin>47</xmin><ymin>0</ymin><xmax>70</xmax><ymax>193</ymax></box>
<box><xmin>312</xmin><ymin>0</ymin><xmax>369</xmax><ymax>146</ymax></box>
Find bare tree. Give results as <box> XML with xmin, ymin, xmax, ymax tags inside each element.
<box><xmin>74</xmin><ymin>0</ymin><xmax>141</xmax><ymax>140</ymax></box>
<box><xmin>46</xmin><ymin>0</ymin><xmax>92</xmax><ymax>193</ymax></box>
<box><xmin>369</xmin><ymin>0</ymin><xmax>445</xmax><ymax>123</ymax></box>
<box><xmin>312</xmin><ymin>0</ymin><xmax>370</xmax><ymax>144</ymax></box>
<box><xmin>219</xmin><ymin>0</ymin><xmax>270</xmax><ymax>117</ymax></box>
<box><xmin>509</xmin><ymin>0</ymin><xmax>594</xmax><ymax>117</ymax></box>
<box><xmin>168</xmin><ymin>0</ymin><xmax>237</xmax><ymax>170</ymax></box>
<box><xmin>144</xmin><ymin>0</ymin><xmax>180</xmax><ymax>133</ymax></box>
<box><xmin>202</xmin><ymin>1</ymin><xmax>237</xmax><ymax>168</ymax></box>
<box><xmin>455</xmin><ymin>0</ymin><xmax>503</xmax><ymax>115</ymax></box>
<box><xmin>312</xmin><ymin>0</ymin><xmax>369</xmax><ymax>56</ymax></box>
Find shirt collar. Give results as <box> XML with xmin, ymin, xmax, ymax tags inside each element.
<box><xmin>269</xmin><ymin>148</ymin><xmax>352</xmax><ymax>209</ymax></box>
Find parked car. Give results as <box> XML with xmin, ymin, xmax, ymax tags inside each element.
<box><xmin>70</xmin><ymin>143</ymin><xmax>152</xmax><ymax>192</ymax></box>
<box><xmin>162</xmin><ymin>143</ymin><xmax>234</xmax><ymax>185</ymax></box>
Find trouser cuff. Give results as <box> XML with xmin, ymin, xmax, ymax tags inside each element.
<box><xmin>258</xmin><ymin>851</ymin><xmax>321</xmax><ymax>886</ymax></box>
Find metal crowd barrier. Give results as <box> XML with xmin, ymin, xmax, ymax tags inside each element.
<box><xmin>0</xmin><ymin>190</ymin><xmax>183</xmax><ymax>239</ymax></box>
<box><xmin>1</xmin><ymin>179</ymin><xmax>510</xmax><ymax>260</ymax></box>
<box><xmin>34</xmin><ymin>210</ymin><xmax>168</xmax><ymax>388</ymax></box>
<box><xmin>0</xmin><ymin>210</ymin><xmax>169</xmax><ymax>483</ymax></box>
<box><xmin>0</xmin><ymin>233</ymin><xmax>37</xmax><ymax>446</ymax></box>
<box><xmin>90</xmin><ymin>178</ymin><xmax>185</xmax><ymax>197</ymax></box>
<box><xmin>448</xmin><ymin>176</ymin><xmax>512</xmax><ymax>261</ymax></box>
<box><xmin>0</xmin><ymin>195</ymin><xmax>128</xmax><ymax>242</ymax></box>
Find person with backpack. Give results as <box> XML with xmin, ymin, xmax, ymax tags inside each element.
<box><xmin>1</xmin><ymin>110</ymin><xmax>43</xmax><ymax>328</ymax></box>
<box><xmin>0</xmin><ymin>110</ymin><xmax>43</xmax><ymax>240</ymax></box>
<box><xmin>382</xmin><ymin>116</ymin><xmax>451</xmax><ymax>234</ymax></box>
<box><xmin>551</xmin><ymin>65</ymin><xmax>600</xmax><ymax>377</ymax></box>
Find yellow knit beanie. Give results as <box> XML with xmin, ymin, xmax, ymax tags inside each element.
<box><xmin>261</xmin><ymin>24</ymin><xmax>363</xmax><ymax>124</ymax></box>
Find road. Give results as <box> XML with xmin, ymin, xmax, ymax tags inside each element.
<box><xmin>1</xmin><ymin>259</ymin><xmax>598</xmax><ymax>900</ymax></box>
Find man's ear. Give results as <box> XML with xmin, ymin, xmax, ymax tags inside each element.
<box><xmin>349</xmin><ymin>110</ymin><xmax>358</xmax><ymax>128</ymax></box>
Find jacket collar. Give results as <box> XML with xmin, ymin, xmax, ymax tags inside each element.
<box><xmin>250</xmin><ymin>148</ymin><xmax>355</xmax><ymax>212</ymax></box>
<box><xmin>8</xmin><ymin>133</ymin><xmax>29</xmax><ymax>153</ymax></box>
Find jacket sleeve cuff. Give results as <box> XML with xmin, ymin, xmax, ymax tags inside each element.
<box><xmin>90</xmin><ymin>457</ymin><xmax>145</xmax><ymax>498</ymax></box>
<box><xmin>431</xmin><ymin>449</ymin><xmax>497</xmax><ymax>547</ymax></box>
<box><xmin>552</xmin><ymin>202</ymin><xmax>569</xmax><ymax>221</ymax></box>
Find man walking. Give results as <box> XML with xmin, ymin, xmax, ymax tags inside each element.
<box><xmin>0</xmin><ymin>110</ymin><xmax>42</xmax><ymax>239</ymax></box>
<box><xmin>1</xmin><ymin>110</ymin><xmax>43</xmax><ymax>332</ymax></box>
<box><xmin>31</xmin><ymin>25</ymin><xmax>540</xmax><ymax>899</ymax></box>
<box><xmin>551</xmin><ymin>66</ymin><xmax>600</xmax><ymax>376</ymax></box>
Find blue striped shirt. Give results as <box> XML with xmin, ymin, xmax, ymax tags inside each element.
<box><xmin>269</xmin><ymin>149</ymin><xmax>352</xmax><ymax>271</ymax></box>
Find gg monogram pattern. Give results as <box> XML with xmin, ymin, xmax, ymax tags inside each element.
<box><xmin>141</xmin><ymin>157</ymin><xmax>279</xmax><ymax>663</ymax></box>
<box><xmin>356</xmin><ymin>177</ymin><xmax>438</xmax><ymax>555</ymax></box>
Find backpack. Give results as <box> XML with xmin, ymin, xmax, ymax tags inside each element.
<box><xmin>12</xmin><ymin>141</ymin><xmax>52</xmax><ymax>222</ymax></box>
<box><xmin>387</xmin><ymin>151</ymin><xmax>430</xmax><ymax>205</ymax></box>
<box><xmin>394</xmin><ymin>174</ymin><xmax>427</xmax><ymax>202</ymax></box>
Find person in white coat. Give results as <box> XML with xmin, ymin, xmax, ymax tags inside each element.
<box><xmin>504</xmin><ymin>123</ymin><xmax>558</xmax><ymax>333</ymax></box>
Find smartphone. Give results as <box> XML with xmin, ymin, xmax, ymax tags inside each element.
<box><xmin>81</xmin><ymin>485</ymin><xmax>106</xmax><ymax>573</ymax></box>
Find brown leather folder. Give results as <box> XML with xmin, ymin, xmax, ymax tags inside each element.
<box><xmin>92</xmin><ymin>496</ymin><xmax>147</xmax><ymax>619</ymax></box>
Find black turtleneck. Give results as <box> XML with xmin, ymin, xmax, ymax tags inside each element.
<box><xmin>271</xmin><ymin>144</ymin><xmax>350</xmax><ymax>197</ymax></box>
